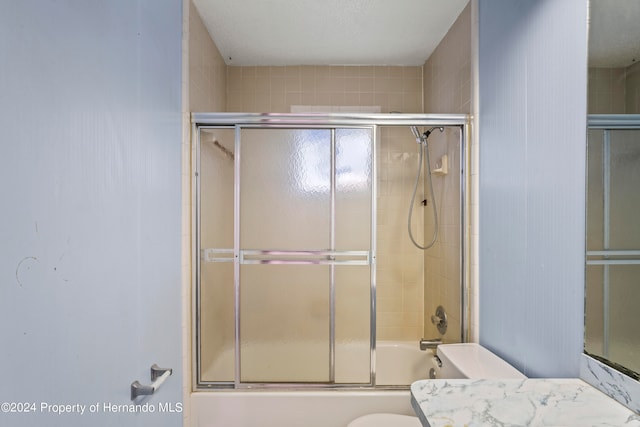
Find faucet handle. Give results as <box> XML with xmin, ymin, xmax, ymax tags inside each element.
<box><xmin>431</xmin><ymin>306</ymin><xmax>448</xmax><ymax>334</ymax></box>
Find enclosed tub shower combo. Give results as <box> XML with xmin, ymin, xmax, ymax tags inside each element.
<box><xmin>191</xmin><ymin>113</ymin><xmax>470</xmax><ymax>426</ymax></box>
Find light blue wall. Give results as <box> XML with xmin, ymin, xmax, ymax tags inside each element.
<box><xmin>478</xmin><ymin>0</ymin><xmax>588</xmax><ymax>377</ymax></box>
<box><xmin>0</xmin><ymin>1</ymin><xmax>183</xmax><ymax>425</ymax></box>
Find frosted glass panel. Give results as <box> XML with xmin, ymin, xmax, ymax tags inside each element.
<box><xmin>240</xmin><ymin>265</ymin><xmax>330</xmax><ymax>382</ymax></box>
<box><xmin>240</xmin><ymin>129</ymin><xmax>331</xmax><ymax>250</ymax></box>
<box><xmin>335</xmin><ymin>128</ymin><xmax>373</xmax><ymax>251</ymax></box>
<box><xmin>335</xmin><ymin>266</ymin><xmax>371</xmax><ymax>383</ymax></box>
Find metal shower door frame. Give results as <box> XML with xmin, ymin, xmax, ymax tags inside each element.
<box><xmin>192</xmin><ymin>112</ymin><xmax>470</xmax><ymax>390</ymax></box>
<box><xmin>586</xmin><ymin>114</ymin><xmax>640</xmax><ymax>360</ymax></box>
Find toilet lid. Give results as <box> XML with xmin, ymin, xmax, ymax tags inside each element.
<box><xmin>347</xmin><ymin>413</ymin><xmax>422</xmax><ymax>427</ymax></box>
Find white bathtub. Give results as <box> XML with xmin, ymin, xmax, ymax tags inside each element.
<box><xmin>191</xmin><ymin>341</ymin><xmax>435</xmax><ymax>427</ymax></box>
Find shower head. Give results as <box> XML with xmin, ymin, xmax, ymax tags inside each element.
<box><xmin>424</xmin><ymin>126</ymin><xmax>445</xmax><ymax>139</ymax></box>
<box><xmin>410</xmin><ymin>126</ymin><xmax>444</xmax><ymax>144</ymax></box>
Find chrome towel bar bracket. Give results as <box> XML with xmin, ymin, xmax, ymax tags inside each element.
<box><xmin>131</xmin><ymin>364</ymin><xmax>172</xmax><ymax>400</ymax></box>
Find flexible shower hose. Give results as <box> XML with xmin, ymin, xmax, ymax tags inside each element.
<box><xmin>408</xmin><ymin>140</ymin><xmax>438</xmax><ymax>250</ymax></box>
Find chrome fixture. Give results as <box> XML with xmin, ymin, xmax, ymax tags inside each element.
<box><xmin>411</xmin><ymin>126</ymin><xmax>444</xmax><ymax>144</ymax></box>
<box><xmin>407</xmin><ymin>126</ymin><xmax>445</xmax><ymax>250</ymax></box>
<box><xmin>428</xmin><ymin>355</ymin><xmax>442</xmax><ymax>379</ymax></box>
<box><xmin>431</xmin><ymin>305</ymin><xmax>448</xmax><ymax>335</ymax></box>
<box><xmin>419</xmin><ymin>338</ymin><xmax>442</xmax><ymax>351</ymax></box>
<box><xmin>434</xmin><ymin>355</ymin><xmax>442</xmax><ymax>367</ymax></box>
<box><xmin>410</xmin><ymin>125</ymin><xmax>423</xmax><ymax>143</ymax></box>
<box><xmin>131</xmin><ymin>364</ymin><xmax>172</xmax><ymax>400</ymax></box>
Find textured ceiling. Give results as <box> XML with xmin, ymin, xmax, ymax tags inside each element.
<box><xmin>589</xmin><ymin>0</ymin><xmax>640</xmax><ymax>67</ymax></box>
<box><xmin>192</xmin><ymin>0</ymin><xmax>468</xmax><ymax>66</ymax></box>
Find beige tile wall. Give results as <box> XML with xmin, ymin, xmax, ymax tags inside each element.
<box><xmin>422</xmin><ymin>2</ymin><xmax>472</xmax><ymax>343</ymax></box>
<box><xmin>189</xmin><ymin>0</ymin><xmax>227</xmax><ymax>112</ymax></box>
<box><xmin>588</xmin><ymin>63</ymin><xmax>640</xmax><ymax>114</ymax></box>
<box><xmin>588</xmin><ymin>67</ymin><xmax>626</xmax><ymax>114</ymax></box>
<box><xmin>423</xmin><ymin>3</ymin><xmax>471</xmax><ymax>115</ymax></box>
<box><xmin>226</xmin><ymin>65</ymin><xmax>423</xmax><ymax>113</ymax></box>
<box><xmin>626</xmin><ymin>62</ymin><xmax>640</xmax><ymax>113</ymax></box>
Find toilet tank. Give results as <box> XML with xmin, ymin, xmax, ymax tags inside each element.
<box><xmin>437</xmin><ymin>343</ymin><xmax>526</xmax><ymax>379</ymax></box>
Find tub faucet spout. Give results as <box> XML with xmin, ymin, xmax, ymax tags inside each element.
<box><xmin>419</xmin><ymin>338</ymin><xmax>442</xmax><ymax>351</ymax></box>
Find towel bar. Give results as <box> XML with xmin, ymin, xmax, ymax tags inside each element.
<box><xmin>131</xmin><ymin>364</ymin><xmax>172</xmax><ymax>400</ymax></box>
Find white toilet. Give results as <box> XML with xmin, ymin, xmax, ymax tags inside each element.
<box><xmin>347</xmin><ymin>413</ymin><xmax>422</xmax><ymax>427</ymax></box>
<box><xmin>346</xmin><ymin>343</ymin><xmax>526</xmax><ymax>427</ymax></box>
<box><xmin>437</xmin><ymin>343</ymin><xmax>526</xmax><ymax>379</ymax></box>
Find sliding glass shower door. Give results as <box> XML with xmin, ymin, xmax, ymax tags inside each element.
<box><xmin>585</xmin><ymin>123</ymin><xmax>640</xmax><ymax>377</ymax></box>
<box><xmin>198</xmin><ymin>126</ymin><xmax>374</xmax><ymax>386</ymax></box>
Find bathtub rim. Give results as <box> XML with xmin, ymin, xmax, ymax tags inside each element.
<box><xmin>195</xmin><ymin>339</ymin><xmax>435</xmax><ymax>391</ymax></box>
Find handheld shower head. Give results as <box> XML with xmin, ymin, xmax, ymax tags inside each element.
<box><xmin>410</xmin><ymin>126</ymin><xmax>423</xmax><ymax>143</ymax></box>
<box><xmin>407</xmin><ymin>124</ymin><xmax>445</xmax><ymax>250</ymax></box>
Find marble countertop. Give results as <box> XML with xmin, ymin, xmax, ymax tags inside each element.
<box><xmin>411</xmin><ymin>378</ymin><xmax>640</xmax><ymax>427</ymax></box>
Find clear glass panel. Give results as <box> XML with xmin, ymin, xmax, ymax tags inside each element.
<box><xmin>431</xmin><ymin>127</ymin><xmax>462</xmax><ymax>341</ymax></box>
<box><xmin>335</xmin><ymin>265</ymin><xmax>371</xmax><ymax>384</ymax></box>
<box><xmin>199</xmin><ymin>128</ymin><xmax>235</xmax><ymax>383</ymax></box>
<box><xmin>239</xmin><ymin>265</ymin><xmax>330</xmax><ymax>382</ymax></box>
<box><xmin>201</xmin><ymin>128</ymin><xmax>235</xmax><ymax>249</ymax></box>
<box><xmin>335</xmin><ymin>128</ymin><xmax>372</xmax><ymax>251</ymax></box>
<box><xmin>240</xmin><ymin>128</ymin><xmax>331</xmax><ymax>250</ymax></box>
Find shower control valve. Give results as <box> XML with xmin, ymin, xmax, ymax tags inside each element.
<box><xmin>431</xmin><ymin>305</ymin><xmax>448</xmax><ymax>335</ymax></box>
